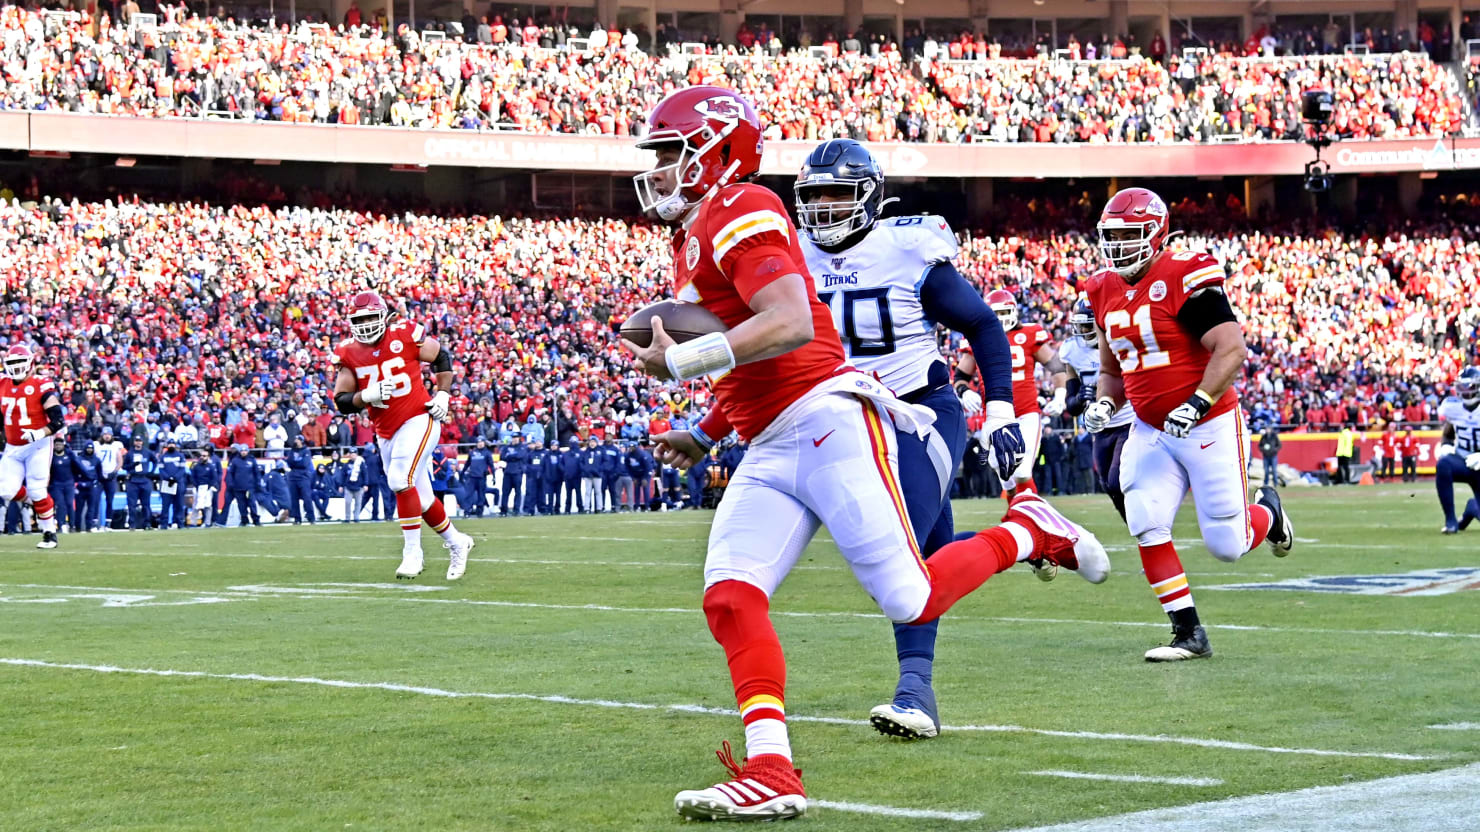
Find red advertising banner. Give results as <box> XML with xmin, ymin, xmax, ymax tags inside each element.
<box><xmin>1253</xmin><ymin>431</ymin><xmax>1444</xmax><ymax>475</ymax></box>
<box><xmin>5</xmin><ymin>111</ymin><xmax>1477</xmax><ymax>178</ymax></box>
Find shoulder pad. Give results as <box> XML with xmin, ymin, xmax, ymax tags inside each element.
<box><xmin>887</xmin><ymin>215</ymin><xmax>958</xmax><ymax>262</ymax></box>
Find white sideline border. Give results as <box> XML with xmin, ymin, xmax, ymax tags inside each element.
<box><xmin>3</xmin><ymin>582</ymin><xmax>1477</xmax><ymax>643</ymax></box>
<box><xmin>0</xmin><ymin>657</ymin><xmax>1443</xmax><ymax>762</ymax></box>
<box><xmin>1000</xmin><ymin>763</ymin><xmax>1480</xmax><ymax>832</ymax></box>
<box><xmin>1024</xmin><ymin>770</ymin><xmax>1223</xmax><ymax>786</ymax></box>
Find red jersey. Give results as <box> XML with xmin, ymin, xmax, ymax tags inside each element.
<box><xmin>332</xmin><ymin>320</ymin><xmax>434</xmax><ymax>439</ymax></box>
<box><xmin>671</xmin><ymin>183</ymin><xmax>846</xmax><ymax>440</ymax></box>
<box><xmin>1005</xmin><ymin>324</ymin><xmax>1052</xmax><ymax>416</ymax></box>
<box><xmin>0</xmin><ymin>376</ymin><xmax>57</xmax><ymax>446</ymax></box>
<box><xmin>1087</xmin><ymin>250</ymin><xmax>1239</xmax><ymax>428</ymax></box>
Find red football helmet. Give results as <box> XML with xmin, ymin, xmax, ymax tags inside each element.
<box><xmin>633</xmin><ymin>86</ymin><xmax>764</xmax><ymax>222</ymax></box>
<box><xmin>4</xmin><ymin>344</ymin><xmax>34</xmax><ymax>382</ymax></box>
<box><xmin>348</xmin><ymin>291</ymin><xmax>390</xmax><ymax>344</ymax></box>
<box><xmin>1097</xmin><ymin>187</ymin><xmax>1170</xmax><ymax>279</ymax></box>
<box><xmin>983</xmin><ymin>289</ymin><xmax>1019</xmax><ymax>332</ymax></box>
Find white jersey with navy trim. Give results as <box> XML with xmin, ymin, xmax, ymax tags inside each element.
<box><xmin>800</xmin><ymin>215</ymin><xmax>958</xmax><ymax>395</ymax></box>
<box><xmin>1058</xmin><ymin>336</ymin><xmax>1134</xmax><ymax>429</ymax></box>
<box><xmin>1438</xmin><ymin>397</ymin><xmax>1480</xmax><ymax>455</ymax></box>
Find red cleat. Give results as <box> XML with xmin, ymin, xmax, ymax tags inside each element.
<box><xmin>674</xmin><ymin>741</ymin><xmax>807</xmax><ymax>822</ymax></box>
<box><xmin>1003</xmin><ymin>493</ymin><xmax>1111</xmax><ymax>584</ymax></box>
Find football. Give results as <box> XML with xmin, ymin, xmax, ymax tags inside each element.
<box><xmin>619</xmin><ymin>299</ymin><xmax>728</xmax><ymax>348</ymax></box>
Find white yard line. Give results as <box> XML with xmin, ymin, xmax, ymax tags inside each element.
<box><xmin>811</xmin><ymin>799</ymin><xmax>982</xmax><ymax>821</ymax></box>
<box><xmin>1024</xmin><ymin>770</ymin><xmax>1223</xmax><ymax>786</ymax></box>
<box><xmin>0</xmin><ymin>657</ymin><xmax>1442</xmax><ymax>761</ymax></box>
<box><xmin>999</xmin><ymin>763</ymin><xmax>1480</xmax><ymax>832</ymax></box>
<box><xmin>1428</xmin><ymin>722</ymin><xmax>1480</xmax><ymax>731</ymax></box>
<box><xmin>3</xmin><ymin>583</ymin><xmax>1477</xmax><ymax>643</ymax></box>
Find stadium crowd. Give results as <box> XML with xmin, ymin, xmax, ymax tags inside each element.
<box><xmin>0</xmin><ymin>185</ymin><xmax>1472</xmax><ymax>451</ymax></box>
<box><xmin>0</xmin><ymin>5</ymin><xmax>1464</xmax><ymax>142</ymax></box>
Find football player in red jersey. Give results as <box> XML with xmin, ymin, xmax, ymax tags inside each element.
<box><xmin>0</xmin><ymin>344</ymin><xmax>65</xmax><ymax>549</ymax></box>
<box><xmin>957</xmin><ymin>289</ymin><xmax>1067</xmax><ymax>495</ymax></box>
<box><xmin>331</xmin><ymin>292</ymin><xmax>474</xmax><ymax>581</ymax></box>
<box><xmin>1083</xmin><ymin>187</ymin><xmax>1295</xmax><ymax>662</ymax></box>
<box><xmin>623</xmin><ymin>86</ymin><xmax>1106</xmax><ymax>822</ymax></box>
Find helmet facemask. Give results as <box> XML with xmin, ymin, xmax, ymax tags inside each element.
<box><xmin>634</xmin><ymin>123</ymin><xmax>741</xmax><ymax>223</ymax></box>
<box><xmin>4</xmin><ymin>354</ymin><xmax>31</xmax><ymax>382</ymax></box>
<box><xmin>794</xmin><ymin>177</ymin><xmax>877</xmax><ymax>246</ymax></box>
<box><xmin>991</xmin><ymin>304</ymin><xmax>1019</xmax><ymax>332</ymax></box>
<box><xmin>1459</xmin><ymin>371</ymin><xmax>1480</xmax><ymax>407</ymax></box>
<box><xmin>349</xmin><ymin>308</ymin><xmax>387</xmax><ymax>344</ymax></box>
<box><xmin>1071</xmin><ymin>312</ymin><xmax>1098</xmax><ymax>347</ymax></box>
<box><xmin>1097</xmin><ymin>219</ymin><xmax>1159</xmax><ymax>279</ymax></box>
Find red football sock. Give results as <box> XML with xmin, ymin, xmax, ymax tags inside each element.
<box><xmin>912</xmin><ymin>527</ymin><xmax>1020</xmax><ymax>624</ymax></box>
<box><xmin>14</xmin><ymin>485</ymin><xmax>26</xmax><ymax>502</ymax></box>
<box><xmin>1140</xmin><ymin>541</ymin><xmax>1193</xmax><ymax>613</ymax></box>
<box><xmin>704</xmin><ymin>580</ymin><xmax>791</xmax><ymax>759</ymax></box>
<box><xmin>32</xmin><ymin>495</ymin><xmax>54</xmax><ymax>518</ymax></box>
<box><xmin>1247</xmin><ymin>504</ymin><xmax>1273</xmax><ymax>550</ymax></box>
<box><xmin>423</xmin><ymin>499</ymin><xmax>451</xmax><ymax>534</ymax></box>
<box><xmin>394</xmin><ymin>489</ymin><xmax>422</xmax><ymax>530</ymax></box>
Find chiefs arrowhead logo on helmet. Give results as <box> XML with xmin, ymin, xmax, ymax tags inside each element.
<box><xmin>694</xmin><ymin>95</ymin><xmax>744</xmax><ymax>122</ymax></box>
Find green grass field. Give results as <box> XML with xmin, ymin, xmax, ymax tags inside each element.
<box><xmin>0</xmin><ymin>487</ymin><xmax>1476</xmax><ymax>831</ymax></box>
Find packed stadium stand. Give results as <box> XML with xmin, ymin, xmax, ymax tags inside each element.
<box><xmin>0</xmin><ymin>5</ymin><xmax>1466</xmax><ymax>141</ymax></box>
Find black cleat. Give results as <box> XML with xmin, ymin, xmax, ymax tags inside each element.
<box><xmin>36</xmin><ymin>530</ymin><xmax>58</xmax><ymax>550</ymax></box>
<box><xmin>1257</xmin><ymin>486</ymin><xmax>1294</xmax><ymax>557</ymax></box>
<box><xmin>1145</xmin><ymin>625</ymin><xmax>1212</xmax><ymax>662</ymax></box>
<box><xmin>1458</xmin><ymin>499</ymin><xmax>1480</xmax><ymax>532</ymax></box>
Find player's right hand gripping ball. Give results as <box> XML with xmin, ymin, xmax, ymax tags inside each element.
<box><xmin>1083</xmin><ymin>397</ymin><xmax>1115</xmax><ymax>433</ymax></box>
<box><xmin>619</xmin><ymin>300</ymin><xmax>728</xmax><ymax>347</ymax></box>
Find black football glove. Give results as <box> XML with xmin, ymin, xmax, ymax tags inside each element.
<box><xmin>1163</xmin><ymin>390</ymin><xmax>1214</xmax><ymax>439</ymax></box>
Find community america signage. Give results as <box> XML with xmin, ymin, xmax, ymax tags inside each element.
<box><xmin>1208</xmin><ymin>567</ymin><xmax>1480</xmax><ymax>597</ymax></box>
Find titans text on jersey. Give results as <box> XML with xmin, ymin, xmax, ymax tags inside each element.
<box><xmin>800</xmin><ymin>215</ymin><xmax>958</xmax><ymax>395</ymax></box>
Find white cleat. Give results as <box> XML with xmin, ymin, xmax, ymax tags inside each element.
<box><xmin>36</xmin><ymin>531</ymin><xmax>58</xmax><ymax>549</ymax></box>
<box><xmin>1006</xmin><ymin>493</ymin><xmax>1111</xmax><ymax>584</ymax></box>
<box><xmin>869</xmin><ymin>703</ymin><xmax>939</xmax><ymax>739</ymax></box>
<box><xmin>395</xmin><ymin>545</ymin><xmax>424</xmax><ymax>580</ymax></box>
<box><xmin>445</xmin><ymin>532</ymin><xmax>474</xmax><ymax>581</ymax></box>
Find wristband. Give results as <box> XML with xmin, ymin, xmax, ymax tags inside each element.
<box><xmin>665</xmin><ymin>332</ymin><xmax>736</xmax><ymax>382</ymax></box>
<box><xmin>689</xmin><ymin>423</ymin><xmax>716</xmax><ymax>452</ymax></box>
<box><xmin>1193</xmin><ymin>389</ymin><xmax>1215</xmax><ymax>406</ymax></box>
<box><xmin>983</xmin><ymin>400</ymin><xmax>1015</xmax><ymax>431</ymax></box>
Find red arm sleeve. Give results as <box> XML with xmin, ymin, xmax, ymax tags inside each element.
<box><xmin>697</xmin><ymin>407</ymin><xmax>733</xmax><ymax>444</ymax></box>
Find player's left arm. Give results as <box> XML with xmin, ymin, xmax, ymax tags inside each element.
<box><xmin>1035</xmin><ymin>343</ymin><xmax>1069</xmax><ymax>416</ymax></box>
<box><xmin>23</xmin><ymin>389</ymin><xmax>65</xmax><ymax>442</ymax></box>
<box><xmin>917</xmin><ymin>261</ymin><xmax>1012</xmax><ymax>410</ymax></box>
<box><xmin>418</xmin><ymin>335</ymin><xmax>455</xmax><ymax>422</ymax></box>
<box><xmin>1165</xmin><ymin>286</ymin><xmax>1246</xmax><ymax>437</ymax></box>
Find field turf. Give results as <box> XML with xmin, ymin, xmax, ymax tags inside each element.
<box><xmin>0</xmin><ymin>486</ymin><xmax>1475</xmax><ymax>831</ymax></box>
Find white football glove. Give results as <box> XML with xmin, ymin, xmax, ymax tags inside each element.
<box><xmin>1466</xmin><ymin>451</ymin><xmax>1480</xmax><ymax>472</ymax></box>
<box><xmin>426</xmin><ymin>390</ymin><xmax>452</xmax><ymax>423</ymax></box>
<box><xmin>959</xmin><ymin>388</ymin><xmax>983</xmax><ymax>415</ymax></box>
<box><xmin>20</xmin><ymin>427</ymin><xmax>48</xmax><ymax>443</ymax></box>
<box><xmin>1083</xmin><ymin>397</ymin><xmax>1115</xmax><ymax>433</ymax></box>
<box><xmin>361</xmin><ymin>380</ymin><xmax>396</xmax><ymax>408</ymax></box>
<box><xmin>1437</xmin><ymin>443</ymin><xmax>1456</xmax><ymax>459</ymax></box>
<box><xmin>1043</xmin><ymin>387</ymin><xmax>1067</xmax><ymax>418</ymax></box>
